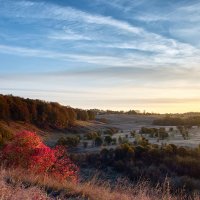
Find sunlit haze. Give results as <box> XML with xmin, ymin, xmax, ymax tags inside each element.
<box><xmin>0</xmin><ymin>0</ymin><xmax>200</xmax><ymax>113</ymax></box>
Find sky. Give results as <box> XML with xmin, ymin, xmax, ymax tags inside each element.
<box><xmin>0</xmin><ymin>0</ymin><xmax>200</xmax><ymax>113</ymax></box>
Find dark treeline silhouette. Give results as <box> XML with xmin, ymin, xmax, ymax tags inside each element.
<box><xmin>0</xmin><ymin>94</ymin><xmax>96</xmax><ymax>129</ymax></box>
<box><xmin>153</xmin><ymin>116</ymin><xmax>200</xmax><ymax>126</ymax></box>
<box><xmin>94</xmin><ymin>109</ymin><xmax>138</xmax><ymax>115</ymax></box>
<box><xmin>105</xmin><ymin>110</ymin><xmax>138</xmax><ymax>114</ymax></box>
<box><xmin>96</xmin><ymin>109</ymin><xmax>160</xmax><ymax>115</ymax></box>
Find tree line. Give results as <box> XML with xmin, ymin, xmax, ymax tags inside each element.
<box><xmin>0</xmin><ymin>94</ymin><xmax>96</xmax><ymax>129</ymax></box>
<box><xmin>153</xmin><ymin>116</ymin><xmax>200</xmax><ymax>126</ymax></box>
<box><xmin>72</xmin><ymin>141</ymin><xmax>200</xmax><ymax>193</ymax></box>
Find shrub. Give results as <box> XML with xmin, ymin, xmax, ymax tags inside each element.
<box><xmin>1</xmin><ymin>131</ymin><xmax>78</xmax><ymax>182</ymax></box>
<box><xmin>57</xmin><ymin>136</ymin><xmax>80</xmax><ymax>147</ymax></box>
<box><xmin>104</xmin><ymin>127</ymin><xmax>118</xmax><ymax>135</ymax></box>
<box><xmin>95</xmin><ymin>136</ymin><xmax>103</xmax><ymax>146</ymax></box>
<box><xmin>0</xmin><ymin>125</ymin><xmax>13</xmax><ymax>147</ymax></box>
<box><xmin>98</xmin><ymin>118</ymin><xmax>109</xmax><ymax>123</ymax></box>
<box><xmin>85</xmin><ymin>131</ymin><xmax>98</xmax><ymax>140</ymax></box>
<box><xmin>104</xmin><ymin>135</ymin><xmax>112</xmax><ymax>145</ymax></box>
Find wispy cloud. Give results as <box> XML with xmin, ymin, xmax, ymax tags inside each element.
<box><xmin>0</xmin><ymin>87</ymin><xmax>102</xmax><ymax>95</ymax></box>
<box><xmin>48</xmin><ymin>29</ymin><xmax>92</xmax><ymax>41</ymax></box>
<box><xmin>0</xmin><ymin>0</ymin><xmax>142</xmax><ymax>34</ymax></box>
<box><xmin>100</xmin><ymin>97</ymin><xmax>200</xmax><ymax>104</ymax></box>
<box><xmin>42</xmin><ymin>66</ymin><xmax>200</xmax><ymax>84</ymax></box>
<box><xmin>0</xmin><ymin>0</ymin><xmax>200</xmax><ymax>112</ymax></box>
<box><xmin>0</xmin><ymin>0</ymin><xmax>199</xmax><ymax>68</ymax></box>
<box><xmin>1</xmin><ymin>43</ymin><xmax>197</xmax><ymax>69</ymax></box>
<box><xmin>0</xmin><ymin>44</ymin><xmax>149</xmax><ymax>67</ymax></box>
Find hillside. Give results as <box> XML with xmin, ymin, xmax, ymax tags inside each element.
<box><xmin>0</xmin><ymin>94</ymin><xmax>97</xmax><ymax>147</ymax></box>
<box><xmin>1</xmin><ymin>95</ymin><xmax>200</xmax><ymax>199</ymax></box>
<box><xmin>2</xmin><ymin>130</ymin><xmax>195</xmax><ymax>200</ymax></box>
<box><xmin>1</xmin><ymin>167</ymin><xmax>199</xmax><ymax>200</ymax></box>
<box><xmin>0</xmin><ymin>94</ymin><xmax>96</xmax><ymax>130</ymax></box>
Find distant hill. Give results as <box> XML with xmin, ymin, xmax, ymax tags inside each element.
<box><xmin>0</xmin><ymin>94</ymin><xmax>96</xmax><ymax>130</ymax></box>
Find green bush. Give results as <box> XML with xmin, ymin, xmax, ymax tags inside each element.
<box><xmin>57</xmin><ymin>136</ymin><xmax>80</xmax><ymax>147</ymax></box>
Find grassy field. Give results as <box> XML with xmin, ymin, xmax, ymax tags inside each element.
<box><xmin>2</xmin><ymin>113</ymin><xmax>200</xmax><ymax>149</ymax></box>
<box><xmin>1</xmin><ymin>167</ymin><xmax>199</xmax><ymax>200</ymax></box>
<box><xmin>1</xmin><ymin>115</ymin><xmax>200</xmax><ymax>199</ymax></box>
<box><xmin>96</xmin><ymin>114</ymin><xmax>200</xmax><ymax>148</ymax></box>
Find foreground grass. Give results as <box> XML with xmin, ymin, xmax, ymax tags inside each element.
<box><xmin>0</xmin><ymin>167</ymin><xmax>199</xmax><ymax>200</ymax></box>
<box><xmin>0</xmin><ymin>169</ymin><xmax>50</xmax><ymax>200</ymax></box>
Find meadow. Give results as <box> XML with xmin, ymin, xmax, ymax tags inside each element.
<box><xmin>1</xmin><ymin>95</ymin><xmax>200</xmax><ymax>199</ymax></box>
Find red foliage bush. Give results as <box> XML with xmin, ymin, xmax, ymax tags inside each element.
<box><xmin>1</xmin><ymin>131</ymin><xmax>78</xmax><ymax>182</ymax></box>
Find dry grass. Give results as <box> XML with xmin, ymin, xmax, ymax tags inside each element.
<box><xmin>0</xmin><ymin>120</ymin><xmax>44</xmax><ymax>136</ymax></box>
<box><xmin>0</xmin><ymin>168</ymin><xmax>51</xmax><ymax>200</ymax></box>
<box><xmin>74</xmin><ymin>120</ymin><xmax>95</xmax><ymax>127</ymax></box>
<box><xmin>0</xmin><ymin>167</ymin><xmax>200</xmax><ymax>200</ymax></box>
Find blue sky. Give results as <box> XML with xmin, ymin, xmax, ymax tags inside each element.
<box><xmin>0</xmin><ymin>0</ymin><xmax>200</xmax><ymax>113</ymax></box>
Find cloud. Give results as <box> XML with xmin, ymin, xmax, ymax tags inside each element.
<box><xmin>0</xmin><ymin>0</ymin><xmax>142</xmax><ymax>34</ymax></box>
<box><xmin>0</xmin><ymin>44</ymin><xmax>139</xmax><ymax>66</ymax></box>
<box><xmin>0</xmin><ymin>0</ymin><xmax>200</xmax><ymax>113</ymax></box>
<box><xmin>48</xmin><ymin>29</ymin><xmax>92</xmax><ymax>41</ymax></box>
<box><xmin>178</xmin><ymin>2</ymin><xmax>200</xmax><ymax>17</ymax></box>
<box><xmin>39</xmin><ymin>66</ymin><xmax>200</xmax><ymax>85</ymax></box>
<box><xmin>1</xmin><ymin>64</ymin><xmax>200</xmax><ymax>87</ymax></box>
<box><xmin>0</xmin><ymin>87</ymin><xmax>101</xmax><ymax>95</ymax></box>
<box><xmin>102</xmin><ymin>97</ymin><xmax>200</xmax><ymax>104</ymax></box>
<box><xmin>0</xmin><ymin>44</ymin><xmax>136</xmax><ymax>67</ymax></box>
<box><xmin>2</xmin><ymin>43</ymin><xmax>198</xmax><ymax>68</ymax></box>
<box><xmin>119</xmin><ymin>1</ymin><xmax>200</xmax><ymax>23</ymax></box>
<box><xmin>0</xmin><ymin>0</ymin><xmax>199</xmax><ymax>69</ymax></box>
<box><xmin>93</xmin><ymin>0</ymin><xmax>149</xmax><ymax>12</ymax></box>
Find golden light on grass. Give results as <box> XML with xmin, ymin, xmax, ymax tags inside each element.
<box><xmin>1</xmin><ymin>167</ymin><xmax>199</xmax><ymax>200</ymax></box>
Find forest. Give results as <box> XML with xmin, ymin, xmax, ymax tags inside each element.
<box><xmin>153</xmin><ymin>116</ymin><xmax>200</xmax><ymax>126</ymax></box>
<box><xmin>72</xmin><ymin>140</ymin><xmax>200</xmax><ymax>194</ymax></box>
<box><xmin>0</xmin><ymin>94</ymin><xmax>96</xmax><ymax>129</ymax></box>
